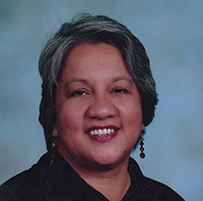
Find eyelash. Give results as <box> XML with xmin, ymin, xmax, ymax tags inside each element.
<box><xmin>111</xmin><ymin>88</ymin><xmax>129</xmax><ymax>94</ymax></box>
<box><xmin>70</xmin><ymin>90</ymin><xmax>87</xmax><ymax>97</ymax></box>
<box><xmin>70</xmin><ymin>88</ymin><xmax>129</xmax><ymax>97</ymax></box>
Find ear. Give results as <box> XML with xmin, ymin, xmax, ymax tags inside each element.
<box><xmin>141</xmin><ymin>124</ymin><xmax>145</xmax><ymax>131</ymax></box>
<box><xmin>52</xmin><ymin>127</ymin><xmax>59</xmax><ymax>137</ymax></box>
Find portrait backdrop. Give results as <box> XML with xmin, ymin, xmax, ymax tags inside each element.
<box><xmin>0</xmin><ymin>1</ymin><xmax>202</xmax><ymax>200</ymax></box>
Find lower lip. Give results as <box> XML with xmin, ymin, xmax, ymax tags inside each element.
<box><xmin>87</xmin><ymin>130</ymin><xmax>118</xmax><ymax>143</ymax></box>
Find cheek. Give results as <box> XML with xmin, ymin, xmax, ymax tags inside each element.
<box><xmin>124</xmin><ymin>106</ymin><xmax>143</xmax><ymax>146</ymax></box>
<box><xmin>56</xmin><ymin>104</ymin><xmax>82</xmax><ymax>134</ymax></box>
<box><xmin>56</xmin><ymin>110</ymin><xmax>83</xmax><ymax>150</ymax></box>
<box><xmin>120</xmin><ymin>101</ymin><xmax>143</xmax><ymax>125</ymax></box>
<box><xmin>120</xmin><ymin>102</ymin><xmax>143</xmax><ymax>146</ymax></box>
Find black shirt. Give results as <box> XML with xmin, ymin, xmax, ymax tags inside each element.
<box><xmin>0</xmin><ymin>152</ymin><xmax>184</xmax><ymax>200</ymax></box>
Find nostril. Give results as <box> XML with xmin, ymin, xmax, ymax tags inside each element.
<box><xmin>85</xmin><ymin>101</ymin><xmax>118</xmax><ymax>120</ymax></box>
<box><xmin>108</xmin><ymin>115</ymin><xmax>114</xmax><ymax>118</ymax></box>
<box><xmin>91</xmin><ymin>114</ymin><xmax>114</xmax><ymax>120</ymax></box>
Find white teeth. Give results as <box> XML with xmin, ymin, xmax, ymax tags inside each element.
<box><xmin>98</xmin><ymin>129</ymin><xmax>103</xmax><ymax>135</ymax></box>
<box><xmin>88</xmin><ymin>128</ymin><xmax>115</xmax><ymax>136</ymax></box>
<box><xmin>103</xmin><ymin>129</ymin><xmax>107</xmax><ymax>135</ymax></box>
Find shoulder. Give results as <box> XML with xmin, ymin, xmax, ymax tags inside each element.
<box><xmin>0</xmin><ymin>152</ymin><xmax>88</xmax><ymax>201</ymax></box>
<box><xmin>140</xmin><ymin>177</ymin><xmax>184</xmax><ymax>200</ymax></box>
<box><xmin>0</xmin><ymin>153</ymin><xmax>50</xmax><ymax>201</ymax></box>
<box><xmin>0</xmin><ymin>169</ymin><xmax>34</xmax><ymax>201</ymax></box>
<box><xmin>127</xmin><ymin>157</ymin><xmax>184</xmax><ymax>201</ymax></box>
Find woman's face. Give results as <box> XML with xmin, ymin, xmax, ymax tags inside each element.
<box><xmin>53</xmin><ymin>43</ymin><xmax>144</xmax><ymax>170</ymax></box>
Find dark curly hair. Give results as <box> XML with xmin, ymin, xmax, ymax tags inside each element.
<box><xmin>38</xmin><ymin>13</ymin><xmax>158</xmax><ymax>152</ymax></box>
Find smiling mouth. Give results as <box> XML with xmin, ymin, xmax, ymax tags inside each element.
<box><xmin>87</xmin><ymin>128</ymin><xmax>117</xmax><ymax>136</ymax></box>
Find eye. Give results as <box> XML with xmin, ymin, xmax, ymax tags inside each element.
<box><xmin>111</xmin><ymin>88</ymin><xmax>129</xmax><ymax>94</ymax></box>
<box><xmin>71</xmin><ymin>90</ymin><xmax>87</xmax><ymax>97</ymax></box>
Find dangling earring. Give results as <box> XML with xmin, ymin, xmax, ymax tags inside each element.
<box><xmin>139</xmin><ymin>134</ymin><xmax>145</xmax><ymax>159</ymax></box>
<box><xmin>50</xmin><ymin>137</ymin><xmax>57</xmax><ymax>165</ymax></box>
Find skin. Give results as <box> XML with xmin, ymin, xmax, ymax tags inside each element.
<box><xmin>53</xmin><ymin>43</ymin><xmax>144</xmax><ymax>200</ymax></box>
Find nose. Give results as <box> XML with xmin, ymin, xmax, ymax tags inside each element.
<box><xmin>85</xmin><ymin>95</ymin><xmax>118</xmax><ymax>120</ymax></box>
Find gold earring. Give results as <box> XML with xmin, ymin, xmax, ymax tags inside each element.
<box><xmin>139</xmin><ymin>134</ymin><xmax>145</xmax><ymax>159</ymax></box>
<box><xmin>50</xmin><ymin>138</ymin><xmax>57</xmax><ymax>165</ymax></box>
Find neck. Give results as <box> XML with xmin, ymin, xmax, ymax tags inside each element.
<box><xmin>85</xmin><ymin>165</ymin><xmax>131</xmax><ymax>201</ymax></box>
<box><xmin>58</xmin><ymin>148</ymin><xmax>131</xmax><ymax>200</ymax></box>
<box><xmin>74</xmin><ymin>158</ymin><xmax>131</xmax><ymax>201</ymax></box>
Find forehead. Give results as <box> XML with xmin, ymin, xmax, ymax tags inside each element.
<box><xmin>64</xmin><ymin>43</ymin><xmax>126</xmax><ymax>71</ymax></box>
<box><xmin>68</xmin><ymin>43</ymin><xmax>123</xmax><ymax>61</ymax></box>
<box><xmin>58</xmin><ymin>43</ymin><xmax>133</xmax><ymax>85</ymax></box>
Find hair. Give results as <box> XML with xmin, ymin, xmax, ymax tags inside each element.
<box><xmin>38</xmin><ymin>13</ymin><xmax>158</xmax><ymax>152</ymax></box>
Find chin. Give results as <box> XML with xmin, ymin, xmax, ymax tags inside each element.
<box><xmin>90</xmin><ymin>150</ymin><xmax>130</xmax><ymax>168</ymax></box>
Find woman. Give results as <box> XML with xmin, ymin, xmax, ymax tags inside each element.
<box><xmin>0</xmin><ymin>14</ymin><xmax>184</xmax><ymax>200</ymax></box>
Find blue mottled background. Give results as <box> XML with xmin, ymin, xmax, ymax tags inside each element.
<box><xmin>0</xmin><ymin>1</ymin><xmax>203</xmax><ymax>200</ymax></box>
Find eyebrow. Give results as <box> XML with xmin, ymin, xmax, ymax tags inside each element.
<box><xmin>112</xmin><ymin>76</ymin><xmax>134</xmax><ymax>85</ymax></box>
<box><xmin>65</xmin><ymin>79</ymin><xmax>88</xmax><ymax>88</ymax></box>
<box><xmin>64</xmin><ymin>76</ymin><xmax>134</xmax><ymax>88</ymax></box>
